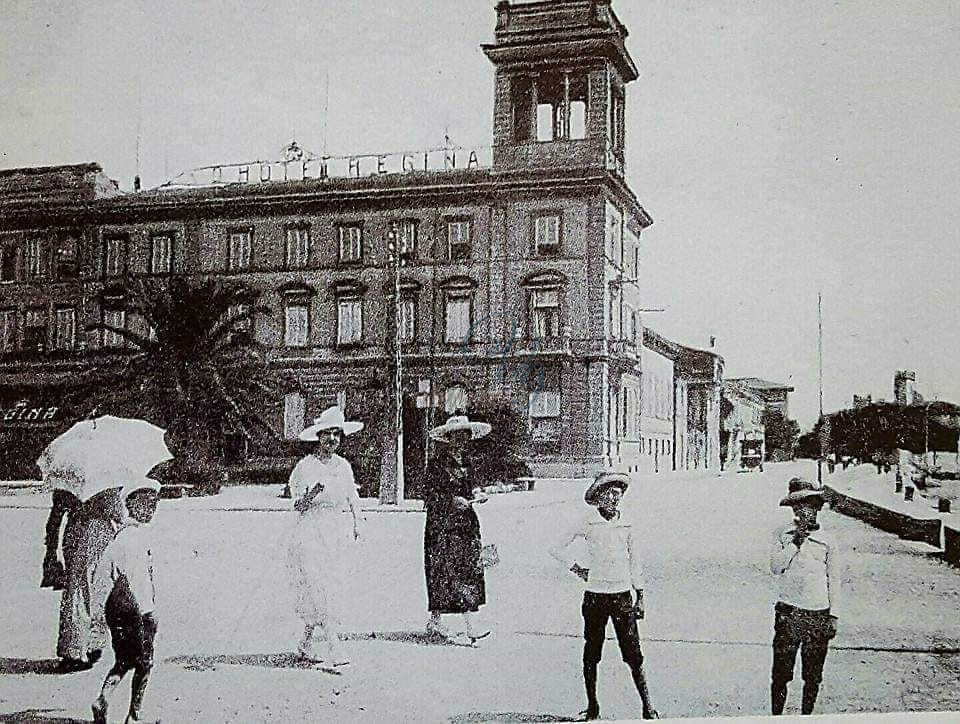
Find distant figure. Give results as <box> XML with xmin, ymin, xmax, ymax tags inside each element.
<box><xmin>58</xmin><ymin>487</ymin><xmax>126</xmax><ymax>670</ymax></box>
<box><xmin>90</xmin><ymin>479</ymin><xmax>161</xmax><ymax>724</ymax></box>
<box><xmin>551</xmin><ymin>471</ymin><xmax>658</xmax><ymax>721</ymax></box>
<box><xmin>287</xmin><ymin>406</ymin><xmax>364</xmax><ymax>667</ymax></box>
<box><xmin>423</xmin><ymin>415</ymin><xmax>492</xmax><ymax>646</ymax></box>
<box><xmin>41</xmin><ymin>489</ymin><xmax>82</xmax><ymax>590</ymax></box>
<box><xmin>770</xmin><ymin>477</ymin><xmax>839</xmax><ymax>715</ymax></box>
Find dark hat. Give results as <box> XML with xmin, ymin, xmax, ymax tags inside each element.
<box><xmin>779</xmin><ymin>477</ymin><xmax>825</xmax><ymax>507</ymax></box>
<box><xmin>584</xmin><ymin>471</ymin><xmax>630</xmax><ymax>506</ymax></box>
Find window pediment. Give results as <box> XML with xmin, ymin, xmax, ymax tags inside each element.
<box><xmin>277</xmin><ymin>281</ymin><xmax>317</xmax><ymax>297</ymax></box>
<box><xmin>520</xmin><ymin>269</ymin><xmax>567</xmax><ymax>288</ymax></box>
<box><xmin>437</xmin><ymin>275</ymin><xmax>477</xmax><ymax>290</ymax></box>
<box><xmin>329</xmin><ymin>279</ymin><xmax>367</xmax><ymax>297</ymax></box>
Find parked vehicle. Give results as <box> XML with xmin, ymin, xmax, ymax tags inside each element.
<box><xmin>740</xmin><ymin>438</ymin><xmax>764</xmax><ymax>472</ymax></box>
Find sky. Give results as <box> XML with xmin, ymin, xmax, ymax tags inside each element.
<box><xmin>1</xmin><ymin>0</ymin><xmax>958</xmax><ymax>428</ymax></box>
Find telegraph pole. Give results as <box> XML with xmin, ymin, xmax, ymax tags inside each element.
<box><xmin>379</xmin><ymin>222</ymin><xmax>405</xmax><ymax>504</ymax></box>
<box><xmin>817</xmin><ymin>292</ymin><xmax>824</xmax><ymax>484</ymax></box>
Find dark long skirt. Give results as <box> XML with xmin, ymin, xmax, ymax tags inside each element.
<box><xmin>424</xmin><ymin>504</ymin><xmax>486</xmax><ymax>614</ymax></box>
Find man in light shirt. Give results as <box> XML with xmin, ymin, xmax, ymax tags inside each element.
<box><xmin>90</xmin><ymin>478</ymin><xmax>161</xmax><ymax>724</ymax></box>
<box><xmin>551</xmin><ymin>471</ymin><xmax>658</xmax><ymax>721</ymax></box>
<box><xmin>770</xmin><ymin>477</ymin><xmax>839</xmax><ymax>716</ymax></box>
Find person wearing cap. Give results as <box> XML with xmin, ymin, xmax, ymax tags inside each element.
<box><xmin>287</xmin><ymin>406</ymin><xmax>364</xmax><ymax>667</ymax></box>
<box><xmin>769</xmin><ymin>477</ymin><xmax>840</xmax><ymax>716</ymax></box>
<box><xmin>550</xmin><ymin>471</ymin><xmax>658</xmax><ymax>721</ymax></box>
<box><xmin>89</xmin><ymin>478</ymin><xmax>161</xmax><ymax>724</ymax></box>
<box><xmin>422</xmin><ymin>414</ymin><xmax>492</xmax><ymax>645</ymax></box>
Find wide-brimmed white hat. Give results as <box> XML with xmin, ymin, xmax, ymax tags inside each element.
<box><xmin>584</xmin><ymin>471</ymin><xmax>630</xmax><ymax>505</ymax></box>
<box><xmin>121</xmin><ymin>477</ymin><xmax>161</xmax><ymax>500</ymax></box>
<box><xmin>429</xmin><ymin>415</ymin><xmax>492</xmax><ymax>442</ymax></box>
<box><xmin>299</xmin><ymin>406</ymin><xmax>364</xmax><ymax>441</ymax></box>
<box><xmin>779</xmin><ymin>477</ymin><xmax>826</xmax><ymax>507</ymax></box>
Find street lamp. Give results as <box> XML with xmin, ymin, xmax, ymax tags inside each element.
<box><xmin>379</xmin><ymin>221</ymin><xmax>406</xmax><ymax>504</ymax></box>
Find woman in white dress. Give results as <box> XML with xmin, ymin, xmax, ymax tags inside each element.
<box><xmin>287</xmin><ymin>406</ymin><xmax>364</xmax><ymax>667</ymax></box>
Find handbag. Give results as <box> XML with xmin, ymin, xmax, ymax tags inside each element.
<box><xmin>481</xmin><ymin>543</ymin><xmax>500</xmax><ymax>568</ymax></box>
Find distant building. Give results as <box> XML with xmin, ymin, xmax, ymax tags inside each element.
<box><xmin>726</xmin><ymin>377</ymin><xmax>795</xmax><ymax>419</ymax></box>
<box><xmin>721</xmin><ymin>381</ymin><xmax>766</xmax><ymax>470</ymax></box>
<box><xmin>643</xmin><ymin>327</ymin><xmax>723</xmax><ymax>474</ymax></box>
<box><xmin>894</xmin><ymin>370</ymin><xmax>918</xmax><ymax>405</ymax></box>
<box><xmin>852</xmin><ymin>394</ymin><xmax>872</xmax><ymax>410</ymax></box>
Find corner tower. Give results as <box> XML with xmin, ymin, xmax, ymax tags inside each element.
<box><xmin>482</xmin><ymin>0</ymin><xmax>638</xmax><ymax>175</ymax></box>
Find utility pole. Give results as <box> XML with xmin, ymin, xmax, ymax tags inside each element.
<box><xmin>817</xmin><ymin>292</ymin><xmax>824</xmax><ymax>484</ymax></box>
<box><xmin>379</xmin><ymin>222</ymin><xmax>405</xmax><ymax>504</ymax></box>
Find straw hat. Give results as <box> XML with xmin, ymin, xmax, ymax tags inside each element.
<box><xmin>299</xmin><ymin>406</ymin><xmax>364</xmax><ymax>441</ymax></box>
<box><xmin>429</xmin><ymin>414</ymin><xmax>492</xmax><ymax>442</ymax></box>
<box><xmin>584</xmin><ymin>471</ymin><xmax>630</xmax><ymax>505</ymax></box>
<box><xmin>779</xmin><ymin>477</ymin><xmax>825</xmax><ymax>507</ymax></box>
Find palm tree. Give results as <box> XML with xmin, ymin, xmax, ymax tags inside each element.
<box><xmin>78</xmin><ymin>277</ymin><xmax>298</xmax><ymax>490</ymax></box>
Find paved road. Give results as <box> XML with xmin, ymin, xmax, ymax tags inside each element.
<box><xmin>1</xmin><ymin>461</ymin><xmax>958</xmax><ymax>722</ymax></box>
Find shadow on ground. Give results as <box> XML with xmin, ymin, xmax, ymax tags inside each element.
<box><xmin>448</xmin><ymin>714</ymin><xmax>571</xmax><ymax>723</ymax></box>
<box><xmin>165</xmin><ymin>652</ymin><xmax>343</xmax><ymax>672</ymax></box>
<box><xmin>344</xmin><ymin>631</ymin><xmax>474</xmax><ymax>646</ymax></box>
<box><xmin>0</xmin><ymin>710</ymin><xmax>84</xmax><ymax>723</ymax></box>
<box><xmin>0</xmin><ymin>659</ymin><xmax>67</xmax><ymax>676</ymax></box>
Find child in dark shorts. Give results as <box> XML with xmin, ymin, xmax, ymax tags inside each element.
<box><xmin>90</xmin><ymin>478</ymin><xmax>161</xmax><ymax>724</ymax></box>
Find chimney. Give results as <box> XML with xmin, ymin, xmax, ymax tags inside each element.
<box><xmin>133</xmin><ymin>175</ymin><xmax>141</xmax><ymax>191</ymax></box>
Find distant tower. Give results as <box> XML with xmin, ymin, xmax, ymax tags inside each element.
<box><xmin>894</xmin><ymin>371</ymin><xmax>916</xmax><ymax>405</ymax></box>
<box><xmin>482</xmin><ymin>0</ymin><xmax>637</xmax><ymax>175</ymax></box>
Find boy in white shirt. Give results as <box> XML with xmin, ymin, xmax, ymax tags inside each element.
<box><xmin>90</xmin><ymin>478</ymin><xmax>161</xmax><ymax>724</ymax></box>
<box><xmin>770</xmin><ymin>477</ymin><xmax>839</xmax><ymax>715</ymax></box>
<box><xmin>551</xmin><ymin>471</ymin><xmax>658</xmax><ymax>721</ymax></box>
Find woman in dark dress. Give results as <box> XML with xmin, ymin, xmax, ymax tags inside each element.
<box><xmin>423</xmin><ymin>414</ymin><xmax>492</xmax><ymax>645</ymax></box>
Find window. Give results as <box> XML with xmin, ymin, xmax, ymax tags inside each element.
<box><xmin>534</xmin><ymin>214</ymin><xmax>560</xmax><ymax>255</ymax></box>
<box><xmin>53</xmin><ymin>308</ymin><xmax>76</xmax><ymax>351</ymax></box>
<box><xmin>284</xmin><ymin>304</ymin><xmax>309</xmax><ymax>347</ymax></box>
<box><xmin>102</xmin><ymin>309</ymin><xmax>126</xmax><ymax>348</ymax></box>
<box><xmin>228</xmin><ymin>303</ymin><xmax>253</xmax><ymax>343</ymax></box>
<box><xmin>337</xmin><ymin>299</ymin><xmax>363</xmax><ymax>345</ymax></box>
<box><xmin>286</xmin><ymin>227</ymin><xmax>310</xmax><ymax>269</ymax></box>
<box><xmin>104</xmin><ymin>236</ymin><xmax>126</xmax><ymax>277</ymax></box>
<box><xmin>26</xmin><ymin>238</ymin><xmax>45</xmax><ymax>279</ymax></box>
<box><xmin>283</xmin><ymin>392</ymin><xmax>305</xmax><ymax>440</ymax></box>
<box><xmin>529</xmin><ymin>390</ymin><xmax>561</xmax><ymax>439</ymax></box>
<box><xmin>399</xmin><ymin>298</ymin><xmax>416</xmax><ymax>343</ymax></box>
<box><xmin>0</xmin><ymin>243</ymin><xmax>17</xmax><ymax>282</ymax></box>
<box><xmin>24</xmin><ymin>308</ymin><xmax>47</xmax><ymax>353</ymax></box>
<box><xmin>399</xmin><ymin>220</ymin><xmax>418</xmax><ymax>259</ymax></box>
<box><xmin>633</xmin><ymin>246</ymin><xmax>640</xmax><ymax>279</ymax></box>
<box><xmin>1</xmin><ymin>310</ymin><xmax>17</xmax><ymax>352</ymax></box>
<box><xmin>530</xmin><ymin>288</ymin><xmax>560</xmax><ymax>339</ymax></box>
<box><xmin>522</xmin><ymin>72</ymin><xmax>588</xmax><ymax>143</ymax></box>
<box><xmin>606</xmin><ymin>205</ymin><xmax>622</xmax><ymax>264</ymax></box>
<box><xmin>447</xmin><ymin>220</ymin><xmax>471</xmax><ymax>261</ymax></box>
<box><xmin>444</xmin><ymin>292</ymin><xmax>471</xmax><ymax>343</ymax></box>
<box><xmin>56</xmin><ymin>237</ymin><xmax>79</xmax><ymax>279</ymax></box>
<box><xmin>444</xmin><ymin>386</ymin><xmax>468</xmax><ymax>414</ymax></box>
<box><xmin>150</xmin><ymin>233</ymin><xmax>173</xmax><ymax>274</ymax></box>
<box><xmin>227</xmin><ymin>229</ymin><xmax>252</xmax><ymax>271</ymax></box>
<box><xmin>338</xmin><ymin>225</ymin><xmax>362</xmax><ymax>264</ymax></box>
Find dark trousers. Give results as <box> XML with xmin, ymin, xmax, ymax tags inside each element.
<box><xmin>582</xmin><ymin>591</ymin><xmax>649</xmax><ymax>716</ymax></box>
<box><xmin>103</xmin><ymin>612</ymin><xmax>157</xmax><ymax>718</ymax></box>
<box><xmin>771</xmin><ymin>602</ymin><xmax>834</xmax><ymax>715</ymax></box>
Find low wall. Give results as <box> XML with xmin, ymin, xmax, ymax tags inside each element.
<box><xmin>825</xmin><ymin>485</ymin><xmax>942</xmax><ymax>548</ymax></box>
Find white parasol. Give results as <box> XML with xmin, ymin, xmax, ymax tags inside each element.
<box><xmin>37</xmin><ymin>415</ymin><xmax>173</xmax><ymax>501</ymax></box>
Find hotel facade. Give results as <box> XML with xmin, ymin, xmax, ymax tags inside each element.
<box><xmin>0</xmin><ymin>0</ymin><xmax>722</xmax><ymax>483</ymax></box>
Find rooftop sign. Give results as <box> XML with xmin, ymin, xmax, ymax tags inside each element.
<box><xmin>159</xmin><ymin>142</ymin><xmax>493</xmax><ymax>190</ymax></box>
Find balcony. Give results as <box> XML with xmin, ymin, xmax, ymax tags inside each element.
<box><xmin>609</xmin><ymin>339</ymin><xmax>638</xmax><ymax>359</ymax></box>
